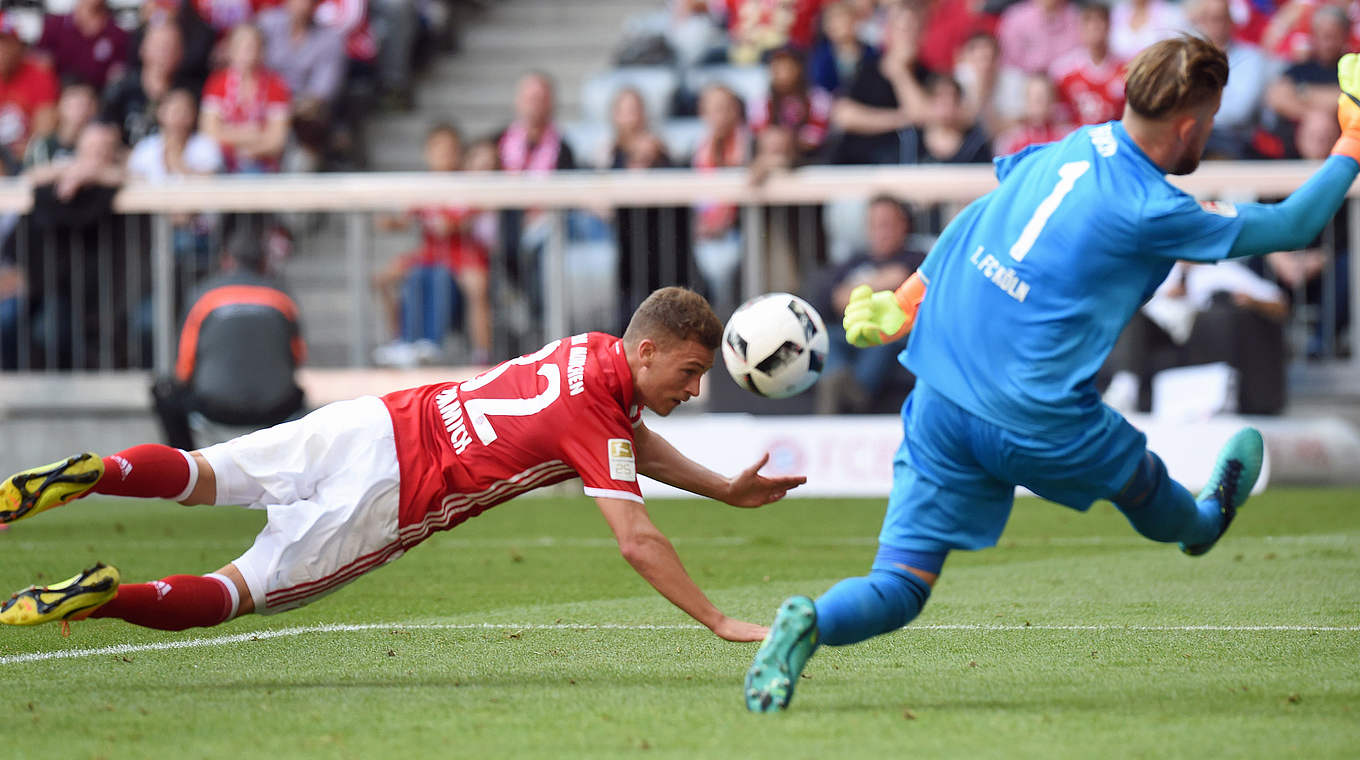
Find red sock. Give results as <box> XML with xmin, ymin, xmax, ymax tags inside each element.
<box><xmin>94</xmin><ymin>444</ymin><xmax>194</xmax><ymax>500</ymax></box>
<box><xmin>90</xmin><ymin>574</ymin><xmax>234</xmax><ymax>631</ymax></box>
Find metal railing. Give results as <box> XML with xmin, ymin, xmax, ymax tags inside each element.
<box><xmin>0</xmin><ymin>162</ymin><xmax>1355</xmax><ymax>390</ymax></box>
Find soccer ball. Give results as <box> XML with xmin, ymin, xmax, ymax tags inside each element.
<box><xmin>722</xmin><ymin>293</ymin><xmax>829</xmax><ymax>398</ymax></box>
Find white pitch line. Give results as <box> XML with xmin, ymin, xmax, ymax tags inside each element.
<box><xmin>2</xmin><ymin>621</ymin><xmax>1357</xmax><ymax>666</ymax></box>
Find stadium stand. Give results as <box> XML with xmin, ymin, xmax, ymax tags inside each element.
<box><xmin>1</xmin><ymin>0</ymin><xmax>1359</xmax><ymax>477</ymax></box>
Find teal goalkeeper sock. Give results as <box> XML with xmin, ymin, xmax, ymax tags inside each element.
<box><xmin>814</xmin><ymin>563</ymin><xmax>932</xmax><ymax>647</ymax></box>
<box><xmin>1114</xmin><ymin>452</ymin><xmax>1222</xmax><ymax>546</ymax></box>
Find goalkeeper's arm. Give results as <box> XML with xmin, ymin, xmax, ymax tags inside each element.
<box><xmin>1226</xmin><ymin>53</ymin><xmax>1360</xmax><ymax>258</ymax></box>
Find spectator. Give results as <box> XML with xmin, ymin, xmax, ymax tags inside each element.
<box><xmin>151</xmin><ymin>229</ymin><xmax>306</xmax><ymax>450</ymax></box>
<box><xmin>898</xmin><ymin>73</ymin><xmax>992</xmax><ymax>164</ymax></box>
<box><xmin>612</xmin><ymin>130</ymin><xmax>698</xmax><ymax>334</ymax></box>
<box><xmin>606</xmin><ymin>91</ymin><xmax>699</xmax><ymax>331</ymax></box>
<box><xmin>996</xmin><ymin>0</ymin><xmax>1081</xmax><ymax>76</ymax></box>
<box><xmin>813</xmin><ymin>194</ymin><xmax>924</xmax><ymax>414</ymax></box>
<box><xmin>128</xmin><ymin>88</ymin><xmax>225</xmax><ymax>268</ymax></box>
<box><xmin>498</xmin><ymin>72</ymin><xmax>576</xmax><ymax>173</ymax></box>
<box><xmin>725</xmin><ymin>0</ymin><xmax>828</xmax><ymax>65</ymax></box>
<box><xmin>35</xmin><ymin>0</ymin><xmax>129</xmax><ymax>89</ymax></box>
<box><xmin>1261</xmin><ymin>0</ymin><xmax>1357</xmax><ymax>63</ymax></box>
<box><xmin>668</xmin><ymin>0</ymin><xmax>729</xmax><ymax>68</ymax></box>
<box><xmin>0</xmin><ymin>16</ymin><xmax>59</xmax><ymax>173</ymax></box>
<box><xmin>919</xmin><ymin>0</ymin><xmax>998</xmax><ymax>74</ymax></box>
<box><xmin>257</xmin><ymin>0</ymin><xmax>347</xmax><ymax>170</ymax></box>
<box><xmin>19</xmin><ymin>123</ymin><xmax>131</xmax><ymax>369</ymax></box>
<box><xmin>24</xmin><ymin>82</ymin><xmax>97</xmax><ymax>169</ymax></box>
<box><xmin>1264</xmin><ymin>5</ymin><xmax>1348</xmax><ymax>156</ymax></box>
<box><xmin>373</xmin><ymin>124</ymin><xmax>492</xmax><ymax>367</ymax></box>
<box><xmin>1051</xmin><ymin>3</ymin><xmax>1126</xmax><ymax>128</ymax></box>
<box><xmin>828</xmin><ymin>2</ymin><xmax>930</xmax><ymax>164</ymax></box>
<box><xmin>103</xmin><ymin>21</ymin><xmax>197</xmax><ymax>147</ymax></box>
<box><xmin>496</xmin><ymin>72</ymin><xmax>576</xmax><ymax>348</ymax></box>
<box><xmin>954</xmin><ymin>30</ymin><xmax>1022</xmax><ymax>137</ymax></box>
<box><xmin>750</xmin><ymin>47</ymin><xmax>832</xmax><ymax>159</ymax></box>
<box><xmin>1108</xmin><ymin>0</ymin><xmax>1189</xmax><ymax>61</ymax></box>
<box><xmin>27</xmin><ymin>122</ymin><xmax>125</xmax><ymax>203</ymax></box>
<box><xmin>605</xmin><ymin>87</ymin><xmax>652</xmax><ymax>168</ymax></box>
<box><xmin>693</xmin><ymin>83</ymin><xmax>750</xmax><ymax>310</ymax></box>
<box><xmin>200</xmin><ymin>24</ymin><xmax>292</xmax><ymax>173</ymax></box>
<box><xmin>1189</xmin><ymin>0</ymin><xmax>1272</xmax><ymax>159</ymax></box>
<box><xmin>319</xmin><ymin>0</ymin><xmax>415</xmax><ymax>110</ymax></box>
<box><xmin>749</xmin><ymin>123</ymin><xmax>826</xmax><ymax>293</ymax></box>
<box><xmin>195</xmin><ymin>0</ymin><xmax>262</xmax><ymax>35</ymax></box>
<box><xmin>128</xmin><ymin>0</ymin><xmax>215</xmax><ymax>91</ymax></box>
<box><xmin>694</xmin><ymin>83</ymin><xmax>749</xmax><ymax>239</ymax></box>
<box><xmin>994</xmin><ymin>73</ymin><xmax>1072</xmax><ymax>155</ymax></box>
<box><xmin>1104</xmin><ymin>261</ymin><xmax>1289</xmax><ymax>415</ymax></box>
<box><xmin>809</xmin><ymin>0</ymin><xmax>872</xmax><ymax>94</ymax></box>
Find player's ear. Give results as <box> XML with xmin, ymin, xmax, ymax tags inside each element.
<box><xmin>637</xmin><ymin>338</ymin><xmax>656</xmax><ymax>364</ymax></box>
<box><xmin>1173</xmin><ymin>111</ymin><xmax>1199</xmax><ymax>147</ymax></box>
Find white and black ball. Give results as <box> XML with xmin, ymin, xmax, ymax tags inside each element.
<box><xmin>721</xmin><ymin>293</ymin><xmax>829</xmax><ymax>399</ymax></box>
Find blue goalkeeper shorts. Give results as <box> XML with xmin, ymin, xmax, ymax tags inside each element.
<box><xmin>879</xmin><ymin>383</ymin><xmax>1148</xmax><ymax>553</ymax></box>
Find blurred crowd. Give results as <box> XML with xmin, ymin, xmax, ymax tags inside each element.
<box><xmin>633</xmin><ymin>0</ymin><xmax>1354</xmax><ymax>165</ymax></box>
<box><xmin>0</xmin><ymin>0</ymin><xmax>461</xmax><ymax>370</ymax></box>
<box><xmin>0</xmin><ymin>0</ymin><xmax>1352</xmax><ymax>419</ymax></box>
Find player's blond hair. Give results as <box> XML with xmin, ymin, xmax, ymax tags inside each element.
<box><xmin>1124</xmin><ymin>34</ymin><xmax>1228</xmax><ymax>120</ymax></box>
<box><xmin>623</xmin><ymin>287</ymin><xmax>723</xmax><ymax>352</ymax></box>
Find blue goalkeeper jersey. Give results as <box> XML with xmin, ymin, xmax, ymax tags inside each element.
<box><xmin>903</xmin><ymin>121</ymin><xmax>1249</xmax><ymax>435</ymax></box>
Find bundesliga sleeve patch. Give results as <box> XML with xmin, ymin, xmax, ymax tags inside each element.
<box><xmin>1198</xmin><ymin>200</ymin><xmax>1238</xmax><ymax>218</ymax></box>
<box><xmin>607</xmin><ymin>439</ymin><xmax>636</xmax><ymax>482</ymax></box>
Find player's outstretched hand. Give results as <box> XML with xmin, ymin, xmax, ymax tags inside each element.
<box><xmin>725</xmin><ymin>452</ymin><xmax>807</xmax><ymax>508</ymax></box>
<box><xmin>1334</xmin><ymin>53</ymin><xmax>1360</xmax><ymax>160</ymax></box>
<box><xmin>843</xmin><ymin>284</ymin><xmax>908</xmax><ymax>348</ymax></box>
<box><xmin>711</xmin><ymin>616</ymin><xmax>769</xmax><ymax>642</ymax></box>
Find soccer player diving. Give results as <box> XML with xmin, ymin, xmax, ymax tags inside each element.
<box><xmin>0</xmin><ymin>287</ymin><xmax>804</xmax><ymax>642</ymax></box>
<box><xmin>745</xmin><ymin>37</ymin><xmax>1360</xmax><ymax>711</ymax></box>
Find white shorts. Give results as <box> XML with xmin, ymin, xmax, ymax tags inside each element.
<box><xmin>199</xmin><ymin>396</ymin><xmax>406</xmax><ymax>615</ymax></box>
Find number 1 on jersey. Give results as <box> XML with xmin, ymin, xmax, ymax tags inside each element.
<box><xmin>1009</xmin><ymin>160</ymin><xmax>1090</xmax><ymax>263</ymax></box>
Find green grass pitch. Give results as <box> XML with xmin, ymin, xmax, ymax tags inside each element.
<box><xmin>0</xmin><ymin>488</ymin><xmax>1356</xmax><ymax>759</ymax></box>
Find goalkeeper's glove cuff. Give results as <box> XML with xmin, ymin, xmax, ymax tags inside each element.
<box><xmin>1332</xmin><ymin>134</ymin><xmax>1360</xmax><ymax>164</ymax></box>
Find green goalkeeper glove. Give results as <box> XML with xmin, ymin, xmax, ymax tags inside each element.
<box><xmin>843</xmin><ymin>273</ymin><xmax>928</xmax><ymax>348</ymax></box>
<box><xmin>1334</xmin><ymin>53</ymin><xmax>1360</xmax><ymax>161</ymax></box>
<box><xmin>843</xmin><ymin>285</ymin><xmax>909</xmax><ymax>348</ymax></box>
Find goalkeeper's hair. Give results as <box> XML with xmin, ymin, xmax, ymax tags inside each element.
<box><xmin>623</xmin><ymin>287</ymin><xmax>723</xmax><ymax>352</ymax></box>
<box><xmin>1124</xmin><ymin>34</ymin><xmax>1228</xmax><ymax>120</ymax></box>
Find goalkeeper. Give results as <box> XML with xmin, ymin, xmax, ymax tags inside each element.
<box><xmin>745</xmin><ymin>36</ymin><xmax>1360</xmax><ymax>712</ymax></box>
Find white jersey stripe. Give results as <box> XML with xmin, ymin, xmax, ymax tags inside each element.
<box><xmin>399</xmin><ymin>462</ymin><xmax>576</xmax><ymax>543</ymax></box>
<box><xmin>582</xmin><ymin>486</ymin><xmax>645</xmax><ymax>504</ymax></box>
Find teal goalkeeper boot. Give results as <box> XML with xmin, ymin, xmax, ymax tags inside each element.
<box><xmin>1181</xmin><ymin>427</ymin><xmax>1265</xmax><ymax>556</ymax></box>
<box><xmin>745</xmin><ymin>596</ymin><xmax>819</xmax><ymax>712</ymax></box>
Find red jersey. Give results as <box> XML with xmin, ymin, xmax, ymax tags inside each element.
<box><xmin>1051</xmin><ymin>49</ymin><xmax>1125</xmax><ymax>126</ymax></box>
<box><xmin>994</xmin><ymin>122</ymin><xmax>1073</xmax><ymax>156</ymax></box>
<box><xmin>919</xmin><ymin>0</ymin><xmax>998</xmax><ymax>74</ymax></box>
<box><xmin>749</xmin><ymin>88</ymin><xmax>833</xmax><ymax>151</ymax></box>
<box><xmin>725</xmin><ymin>0</ymin><xmax>826</xmax><ymax>63</ymax></box>
<box><xmin>381</xmin><ymin>333</ymin><xmax>644</xmax><ymax>547</ymax></box>
<box><xmin>0</xmin><ymin>57</ymin><xmax>58</xmax><ymax>156</ymax></box>
<box><xmin>201</xmin><ymin>67</ymin><xmax>291</xmax><ymax>170</ymax></box>
<box><xmin>404</xmin><ymin>206</ymin><xmax>489</xmax><ymax>274</ymax></box>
